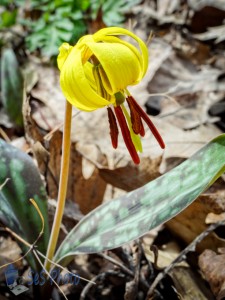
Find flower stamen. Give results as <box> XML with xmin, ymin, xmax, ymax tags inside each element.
<box><xmin>126</xmin><ymin>96</ymin><xmax>145</xmax><ymax>137</ymax></box>
<box><xmin>107</xmin><ymin>107</ymin><xmax>119</xmax><ymax>149</ymax></box>
<box><xmin>127</xmin><ymin>96</ymin><xmax>165</xmax><ymax>149</ymax></box>
<box><xmin>114</xmin><ymin>106</ymin><xmax>140</xmax><ymax>164</ymax></box>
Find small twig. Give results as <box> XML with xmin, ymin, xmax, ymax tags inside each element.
<box><xmin>0</xmin><ymin>178</ymin><xmax>10</xmax><ymax>190</ymax></box>
<box><xmin>146</xmin><ymin>32</ymin><xmax>154</xmax><ymax>46</ymax></box>
<box><xmin>99</xmin><ymin>247</ymin><xmax>149</xmax><ymax>293</ymax></box>
<box><xmin>0</xmin><ymin>127</ymin><xmax>11</xmax><ymax>142</ymax></box>
<box><xmin>134</xmin><ymin>240</ymin><xmax>142</xmax><ymax>283</ymax></box>
<box><xmin>124</xmin><ymin>240</ymin><xmax>143</xmax><ymax>300</ymax></box>
<box><xmin>44</xmin><ymin>111</ymin><xmax>80</xmax><ymax>141</ymax></box>
<box><xmin>147</xmin><ymin>92</ymin><xmax>178</xmax><ymax>106</ymax></box>
<box><xmin>37</xmin><ymin>250</ymin><xmax>95</xmax><ymax>285</ymax></box>
<box><xmin>97</xmin><ymin>252</ymin><xmax>133</xmax><ymax>277</ymax></box>
<box><xmin>80</xmin><ymin>271</ymin><xmax>124</xmax><ymax>300</ymax></box>
<box><xmin>133</xmin><ymin>240</ymin><xmax>150</xmax><ymax>293</ymax></box>
<box><xmin>112</xmin><ymin>247</ymin><xmax>134</xmax><ymax>271</ymax></box>
<box><xmin>146</xmin><ymin>219</ymin><xmax>225</xmax><ymax>299</ymax></box>
<box><xmin>0</xmin><ymin>238</ymin><xmax>34</xmax><ymax>270</ymax></box>
<box><xmin>150</xmin><ymin>245</ymin><xmax>163</xmax><ymax>270</ymax></box>
<box><xmin>140</xmin><ymin>239</ymin><xmax>155</xmax><ymax>281</ymax></box>
<box><xmin>33</xmin><ymin>250</ymin><xmax>68</xmax><ymax>300</ymax></box>
<box><xmin>3</xmin><ymin>226</ymin><xmax>95</xmax><ymax>285</ymax></box>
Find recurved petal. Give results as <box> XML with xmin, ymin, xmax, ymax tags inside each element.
<box><xmin>93</xmin><ymin>27</ymin><xmax>149</xmax><ymax>77</ymax></box>
<box><xmin>86</xmin><ymin>42</ymin><xmax>141</xmax><ymax>95</ymax></box>
<box><xmin>57</xmin><ymin>43</ymin><xmax>73</xmax><ymax>71</ymax></box>
<box><xmin>60</xmin><ymin>47</ymin><xmax>115</xmax><ymax>111</ymax></box>
<box><xmin>96</xmin><ymin>35</ymin><xmax>144</xmax><ymax>81</ymax></box>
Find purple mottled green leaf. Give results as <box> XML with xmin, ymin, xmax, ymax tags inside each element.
<box><xmin>55</xmin><ymin>134</ymin><xmax>225</xmax><ymax>264</ymax></box>
<box><xmin>1</xmin><ymin>48</ymin><xmax>24</xmax><ymax>127</ymax></box>
<box><xmin>0</xmin><ymin>139</ymin><xmax>49</xmax><ymax>270</ymax></box>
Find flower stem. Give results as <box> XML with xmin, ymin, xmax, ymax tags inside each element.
<box><xmin>44</xmin><ymin>100</ymin><xmax>72</xmax><ymax>270</ymax></box>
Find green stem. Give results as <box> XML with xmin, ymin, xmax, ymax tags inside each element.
<box><xmin>44</xmin><ymin>100</ymin><xmax>72</xmax><ymax>270</ymax></box>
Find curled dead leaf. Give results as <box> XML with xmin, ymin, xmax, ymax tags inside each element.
<box><xmin>166</xmin><ymin>189</ymin><xmax>225</xmax><ymax>252</ymax></box>
<box><xmin>199</xmin><ymin>249</ymin><xmax>225</xmax><ymax>299</ymax></box>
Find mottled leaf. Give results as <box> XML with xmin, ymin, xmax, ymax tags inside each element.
<box><xmin>0</xmin><ymin>192</ymin><xmax>22</xmax><ymax>236</ymax></box>
<box><xmin>0</xmin><ymin>139</ymin><xmax>49</xmax><ymax>269</ymax></box>
<box><xmin>55</xmin><ymin>134</ymin><xmax>225</xmax><ymax>264</ymax></box>
<box><xmin>0</xmin><ymin>48</ymin><xmax>24</xmax><ymax>127</ymax></box>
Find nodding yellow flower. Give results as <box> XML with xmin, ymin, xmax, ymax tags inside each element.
<box><xmin>58</xmin><ymin>27</ymin><xmax>165</xmax><ymax>164</ymax></box>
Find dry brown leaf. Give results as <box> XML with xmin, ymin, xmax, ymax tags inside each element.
<box><xmin>194</xmin><ymin>25</ymin><xmax>225</xmax><ymax>43</ymax></box>
<box><xmin>22</xmin><ymin>63</ymin><xmax>39</xmax><ymax>94</ymax></box>
<box><xmin>76</xmin><ymin>143</ymin><xmax>100</xmax><ymax>180</ymax></box>
<box><xmin>70</xmin><ymin>142</ymin><xmax>108</xmax><ymax>214</ymax></box>
<box><xmin>144</xmin><ymin>38</ymin><xmax>225</xmax><ymax>132</ymax></box>
<box><xmin>0</xmin><ymin>237</ymin><xmax>22</xmax><ymax>281</ymax></box>
<box><xmin>189</xmin><ymin>3</ymin><xmax>225</xmax><ymax>33</ymax></box>
<box><xmin>23</xmin><ymin>95</ymin><xmax>45</xmax><ymax>144</ymax></box>
<box><xmin>157</xmin><ymin>0</ymin><xmax>180</xmax><ymax>16</ymax></box>
<box><xmin>23</xmin><ymin>90</ymin><xmax>108</xmax><ymax>214</ymax></box>
<box><xmin>199</xmin><ymin>249</ymin><xmax>225</xmax><ymax>299</ymax></box>
<box><xmin>132</xmin><ymin>3</ymin><xmax>187</xmax><ymax>25</ymax></box>
<box><xmin>143</xmin><ymin>241</ymin><xmax>182</xmax><ymax>269</ymax></box>
<box><xmin>170</xmin><ymin>266</ymin><xmax>213</xmax><ymax>299</ymax></box>
<box><xmin>159</xmin><ymin>122</ymin><xmax>221</xmax><ymax>173</ymax></box>
<box><xmin>148</xmin><ymin>48</ymin><xmax>225</xmax><ymax>96</ymax></box>
<box><xmin>206</xmin><ymin>212</ymin><xmax>225</xmax><ymax>224</ymax></box>
<box><xmin>188</xmin><ymin>0</ymin><xmax>225</xmax><ymax>11</ymax></box>
<box><xmin>99</xmin><ymin>156</ymin><xmax>162</xmax><ymax>192</ymax></box>
<box><xmin>163</xmin><ymin>29</ymin><xmax>211</xmax><ymax>65</ymax></box>
<box><xmin>42</xmin><ymin>130</ymin><xmax>108</xmax><ymax>214</ymax></box>
<box><xmin>166</xmin><ymin>189</ymin><xmax>225</xmax><ymax>252</ymax></box>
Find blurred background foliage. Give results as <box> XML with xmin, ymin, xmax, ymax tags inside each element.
<box><xmin>0</xmin><ymin>0</ymin><xmax>141</xmax><ymax>57</ymax></box>
<box><xmin>0</xmin><ymin>0</ymin><xmax>140</xmax><ymax>127</ymax></box>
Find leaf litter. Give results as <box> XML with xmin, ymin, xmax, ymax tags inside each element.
<box><xmin>1</xmin><ymin>0</ymin><xmax>225</xmax><ymax>299</ymax></box>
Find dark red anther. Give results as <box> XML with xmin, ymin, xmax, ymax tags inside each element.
<box><xmin>126</xmin><ymin>96</ymin><xmax>143</xmax><ymax>135</ymax></box>
<box><xmin>114</xmin><ymin>106</ymin><xmax>140</xmax><ymax>164</ymax></box>
<box><xmin>107</xmin><ymin>107</ymin><xmax>119</xmax><ymax>149</ymax></box>
<box><xmin>127</xmin><ymin>96</ymin><xmax>165</xmax><ymax>149</ymax></box>
<box><xmin>139</xmin><ymin>118</ymin><xmax>145</xmax><ymax>137</ymax></box>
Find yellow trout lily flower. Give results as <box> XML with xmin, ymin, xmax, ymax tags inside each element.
<box><xmin>58</xmin><ymin>27</ymin><xmax>165</xmax><ymax>164</ymax></box>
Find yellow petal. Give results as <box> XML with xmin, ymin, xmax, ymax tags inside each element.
<box><xmin>86</xmin><ymin>42</ymin><xmax>141</xmax><ymax>95</ymax></box>
<box><xmin>57</xmin><ymin>43</ymin><xmax>73</xmax><ymax>71</ymax></box>
<box><xmin>60</xmin><ymin>47</ymin><xmax>115</xmax><ymax>111</ymax></box>
<box><xmin>83</xmin><ymin>61</ymin><xmax>96</xmax><ymax>92</ymax></box>
<box><xmin>93</xmin><ymin>27</ymin><xmax>148</xmax><ymax>77</ymax></box>
<box><xmin>96</xmin><ymin>35</ymin><xmax>144</xmax><ymax>81</ymax></box>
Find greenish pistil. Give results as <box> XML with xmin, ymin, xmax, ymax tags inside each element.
<box><xmin>115</xmin><ymin>92</ymin><xmax>125</xmax><ymax>105</ymax></box>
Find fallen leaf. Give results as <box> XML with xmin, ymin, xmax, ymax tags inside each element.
<box><xmin>23</xmin><ymin>89</ymin><xmax>108</xmax><ymax>214</ymax></box>
<box><xmin>188</xmin><ymin>4</ymin><xmax>225</xmax><ymax>33</ymax></box>
<box><xmin>194</xmin><ymin>25</ymin><xmax>225</xmax><ymax>43</ymax></box>
<box><xmin>170</xmin><ymin>266</ymin><xmax>213</xmax><ymax>299</ymax></box>
<box><xmin>188</xmin><ymin>0</ymin><xmax>225</xmax><ymax>11</ymax></box>
<box><xmin>143</xmin><ymin>241</ymin><xmax>182</xmax><ymax>269</ymax></box>
<box><xmin>99</xmin><ymin>156</ymin><xmax>162</xmax><ymax>191</ymax></box>
<box><xmin>199</xmin><ymin>249</ymin><xmax>225</xmax><ymax>299</ymax></box>
<box><xmin>166</xmin><ymin>189</ymin><xmax>225</xmax><ymax>252</ymax></box>
<box><xmin>157</xmin><ymin>0</ymin><xmax>180</xmax><ymax>16</ymax></box>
